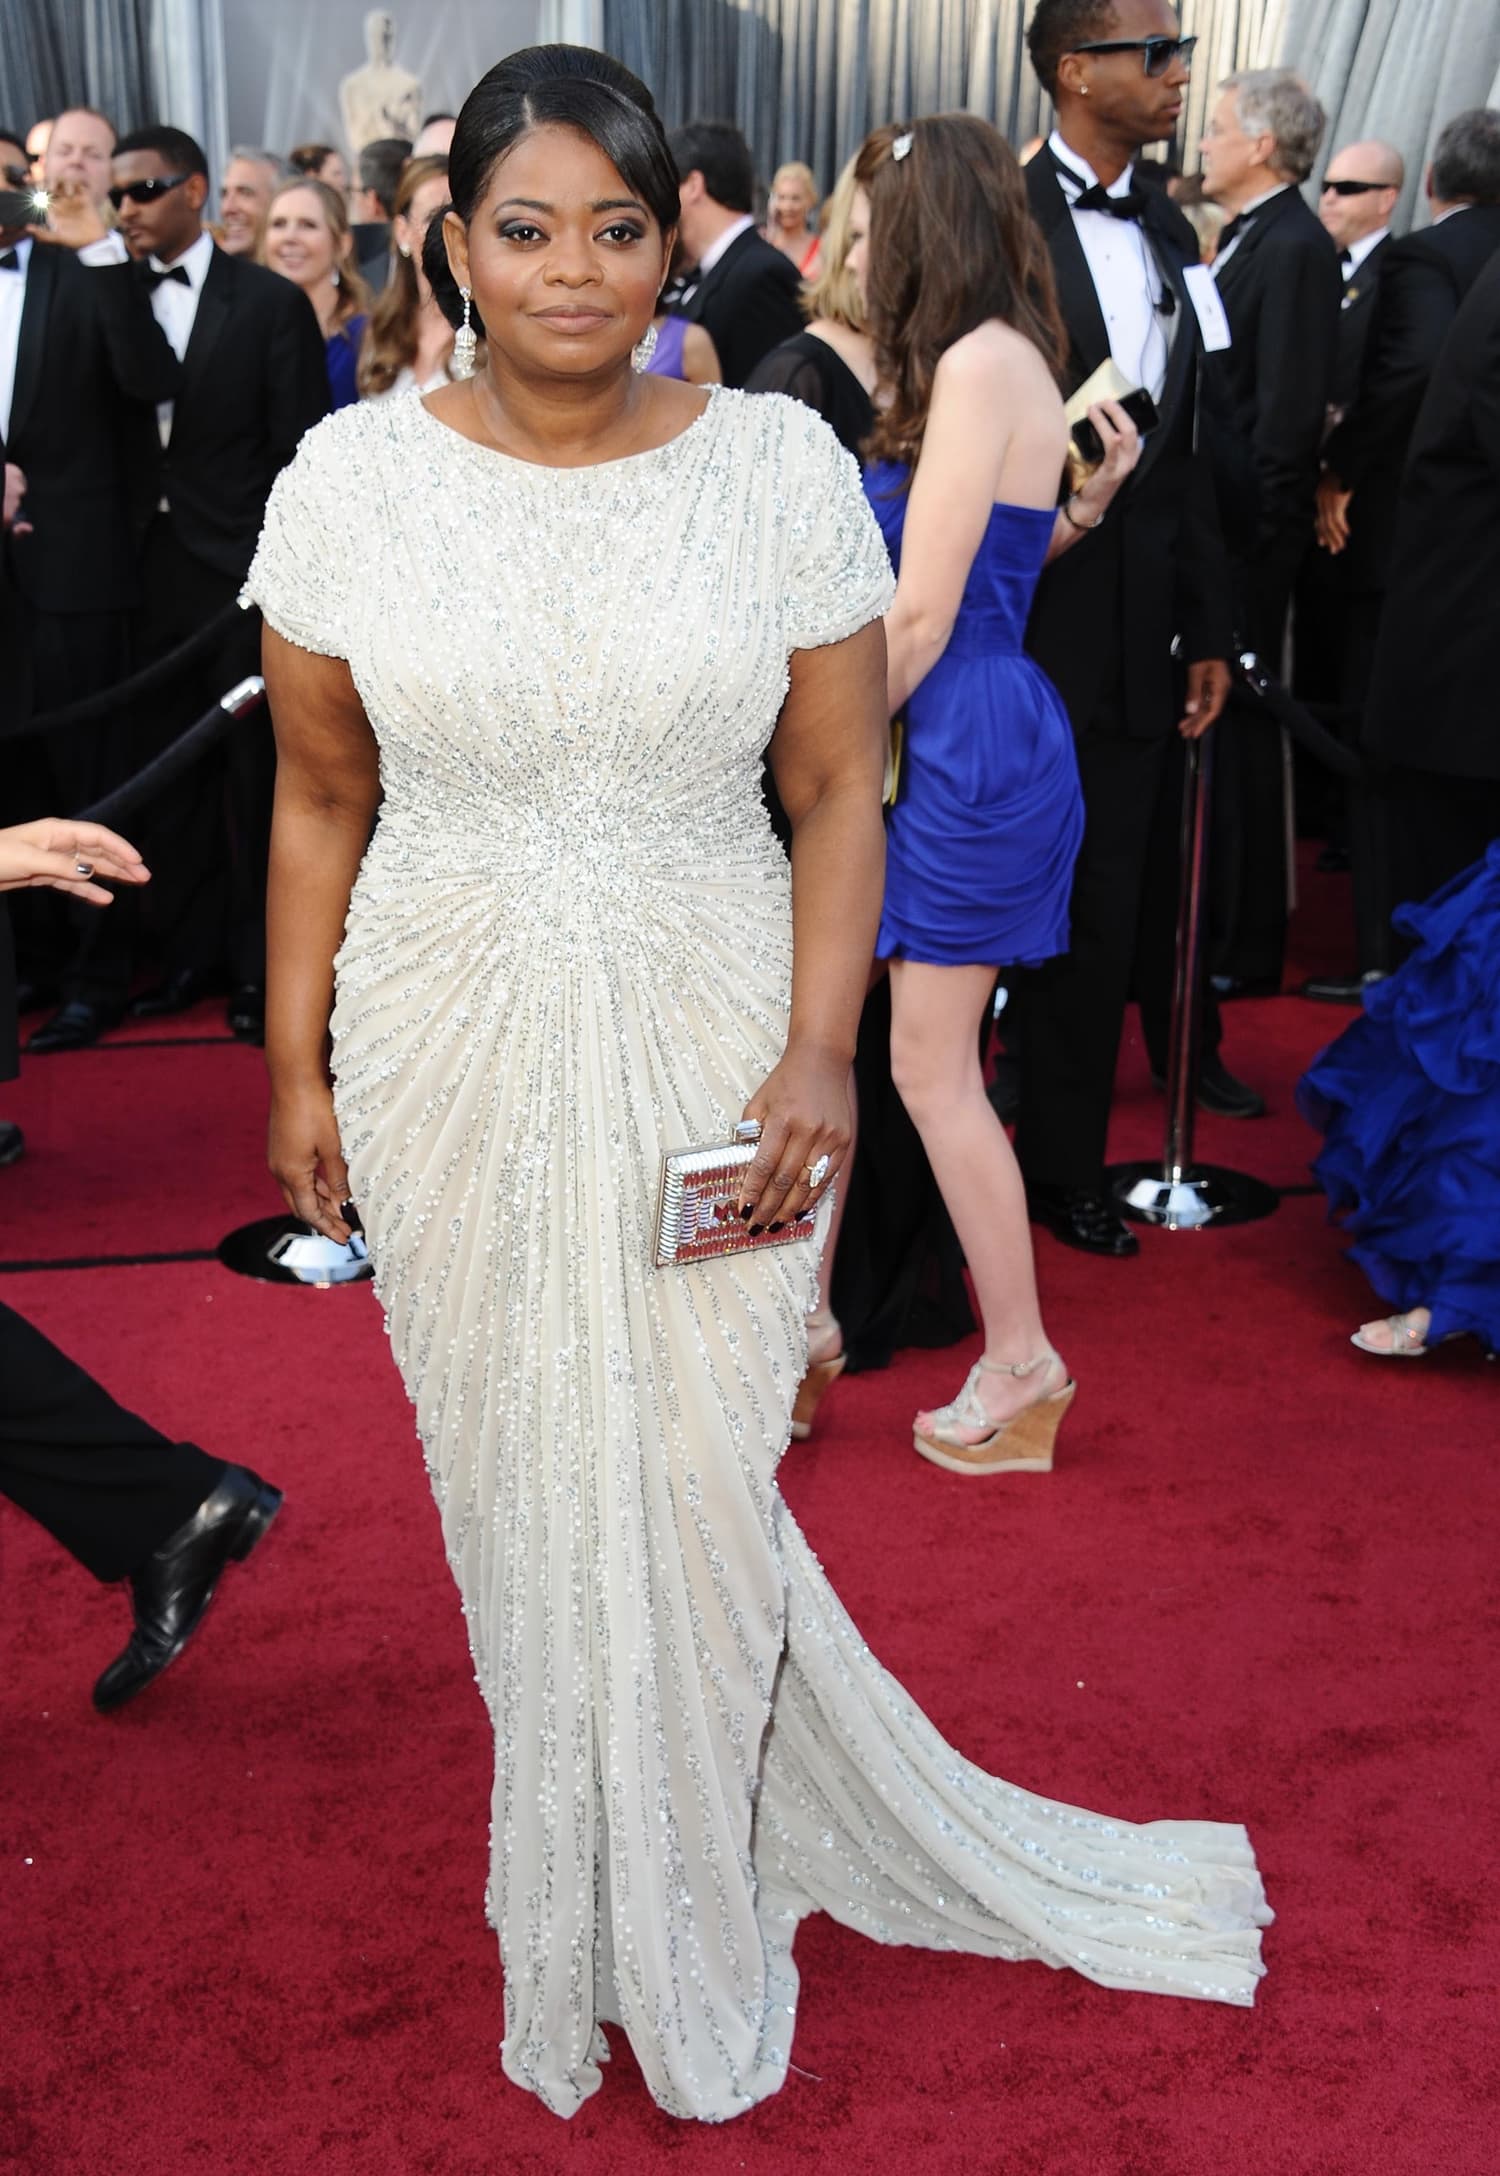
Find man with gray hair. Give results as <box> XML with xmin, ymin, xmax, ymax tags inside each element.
<box><xmin>218</xmin><ymin>145</ymin><xmax>289</xmax><ymax>256</ymax></box>
<box><xmin>1198</xmin><ymin>68</ymin><xmax>1342</xmax><ymax>991</ymax></box>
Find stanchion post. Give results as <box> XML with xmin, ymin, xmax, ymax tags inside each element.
<box><xmin>1106</xmin><ymin>706</ymin><xmax>1280</xmax><ymax>1231</ymax></box>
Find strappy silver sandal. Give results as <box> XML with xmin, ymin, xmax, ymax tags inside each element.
<box><xmin>1350</xmin><ymin>1310</ymin><xmax>1430</xmax><ymax>1358</ymax></box>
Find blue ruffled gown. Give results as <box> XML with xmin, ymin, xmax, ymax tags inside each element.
<box><xmin>1297</xmin><ymin>844</ymin><xmax>1500</xmax><ymax>1351</ymax></box>
<box><xmin>864</xmin><ymin>463</ymin><xmax>1083</xmax><ymax>966</ymax></box>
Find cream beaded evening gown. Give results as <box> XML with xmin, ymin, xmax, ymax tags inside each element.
<box><xmin>248</xmin><ymin>388</ymin><xmax>1270</xmax><ymax>2123</ymax></box>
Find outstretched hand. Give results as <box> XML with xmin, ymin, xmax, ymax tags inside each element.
<box><xmin>0</xmin><ymin>818</ymin><xmax>150</xmax><ymax>904</ymax></box>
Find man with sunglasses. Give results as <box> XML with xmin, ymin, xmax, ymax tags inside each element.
<box><xmin>23</xmin><ymin>125</ymin><xmax>329</xmax><ymax>1055</ymax></box>
<box><xmin>0</xmin><ymin>125</ymin><xmax>181</xmax><ymax>1049</ymax></box>
<box><xmin>1317</xmin><ymin>145</ymin><xmax>1403</xmax><ymax>419</ymax></box>
<box><xmin>1010</xmin><ymin>0</ymin><xmax>1254</xmax><ymax>1261</ymax></box>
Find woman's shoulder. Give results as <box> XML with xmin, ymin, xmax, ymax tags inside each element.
<box><xmin>278</xmin><ymin>395</ymin><xmax>413</xmax><ymax>496</ymax></box>
<box><xmin>936</xmin><ymin>318</ymin><xmax>1055</xmax><ymax>392</ymax></box>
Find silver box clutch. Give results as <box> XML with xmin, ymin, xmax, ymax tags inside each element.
<box><xmin>654</xmin><ymin>1120</ymin><xmax>819</xmax><ymax>1269</ymax></box>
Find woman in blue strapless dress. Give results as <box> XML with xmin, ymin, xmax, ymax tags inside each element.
<box><xmin>1298</xmin><ymin>844</ymin><xmax>1500</xmax><ymax>1359</ymax></box>
<box><xmin>847</xmin><ymin>118</ymin><xmax>1141</xmax><ymax>1474</ymax></box>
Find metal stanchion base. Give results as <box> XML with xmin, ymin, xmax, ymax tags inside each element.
<box><xmin>1106</xmin><ymin>1161</ymin><xmax>1281</xmax><ymax>1232</ymax></box>
<box><xmin>218</xmin><ymin>1214</ymin><xmax>373</xmax><ymax>1287</ymax></box>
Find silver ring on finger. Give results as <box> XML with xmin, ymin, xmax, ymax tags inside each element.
<box><xmin>803</xmin><ymin>1154</ymin><xmax>831</xmax><ymax>1190</ymax></box>
<box><xmin>74</xmin><ymin>859</ymin><xmax>94</xmax><ymax>877</ymax></box>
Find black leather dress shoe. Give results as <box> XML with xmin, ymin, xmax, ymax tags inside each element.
<box><xmin>1027</xmin><ymin>1183</ymin><xmax>1139</xmax><ymax>1258</ymax></box>
<box><xmin>128</xmin><ymin>967</ymin><xmax>225</xmax><ymax>1019</ymax></box>
<box><xmin>26</xmin><ymin>997</ymin><xmax>125</xmax><ymax>1053</ymax></box>
<box><xmin>93</xmin><ymin>1465</ymin><xmax>283</xmax><ymax>1713</ymax></box>
<box><xmin>1300</xmin><ymin>971</ymin><xmax>1386</xmax><ymax>1005</ymax></box>
<box><xmin>0</xmin><ymin>1120</ymin><xmax>24</xmax><ymax>1166</ymax></box>
<box><xmin>227</xmin><ymin>984</ymin><xmax>265</xmax><ymax>1044</ymax></box>
<box><xmin>1150</xmin><ymin>1055</ymin><xmax>1266</xmax><ymax>1119</ymax></box>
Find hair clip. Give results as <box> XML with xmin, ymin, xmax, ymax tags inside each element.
<box><xmin>892</xmin><ymin>132</ymin><xmax>913</xmax><ymax>161</ymax></box>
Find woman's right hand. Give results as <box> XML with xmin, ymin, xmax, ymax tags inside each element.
<box><xmin>1074</xmin><ymin>398</ymin><xmax>1143</xmax><ymax>520</ymax></box>
<box><xmin>269</xmin><ymin>1079</ymin><xmax>356</xmax><ymax>1243</ymax></box>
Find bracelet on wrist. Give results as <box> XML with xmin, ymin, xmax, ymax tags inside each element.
<box><xmin>1062</xmin><ymin>494</ymin><xmax>1104</xmax><ymax>533</ymax></box>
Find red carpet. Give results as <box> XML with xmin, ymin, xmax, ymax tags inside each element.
<box><xmin>3</xmin><ymin>895</ymin><xmax>1497</xmax><ymax>2173</ymax></box>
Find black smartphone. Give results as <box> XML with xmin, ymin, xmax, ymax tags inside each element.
<box><xmin>1071</xmin><ymin>384</ymin><xmax>1160</xmax><ymax>467</ymax></box>
<box><xmin>0</xmin><ymin>186</ymin><xmax>42</xmax><ymax>229</ymax></box>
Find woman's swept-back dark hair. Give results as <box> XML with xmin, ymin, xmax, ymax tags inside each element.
<box><xmin>448</xmin><ymin>44</ymin><xmax>681</xmax><ymax>235</ymax></box>
<box><xmin>856</xmin><ymin>114</ymin><xmax>1067</xmax><ymax>471</ymax></box>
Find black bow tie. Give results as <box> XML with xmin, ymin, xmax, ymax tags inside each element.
<box><xmin>1218</xmin><ymin>212</ymin><xmax>1253</xmax><ymax>253</ymax></box>
<box><xmin>1071</xmin><ymin>182</ymin><xmax>1149</xmax><ymax>222</ymax></box>
<box><xmin>1340</xmin><ymin>247</ymin><xmax>1353</xmax><ymax>274</ymax></box>
<box><xmin>0</xmin><ymin>250</ymin><xmax>21</xmax><ymax>273</ymax></box>
<box><xmin>142</xmin><ymin>262</ymin><xmax>191</xmax><ymax>290</ymax></box>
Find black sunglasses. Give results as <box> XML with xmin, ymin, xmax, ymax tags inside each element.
<box><xmin>1320</xmin><ymin>178</ymin><xmax>1392</xmax><ymax>196</ymax></box>
<box><xmin>107</xmin><ymin>171</ymin><xmax>191</xmax><ymax>211</ymax></box>
<box><xmin>1069</xmin><ymin>35</ymin><xmax>1197</xmax><ymax>77</ymax></box>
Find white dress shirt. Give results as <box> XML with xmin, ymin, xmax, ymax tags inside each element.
<box><xmin>1048</xmin><ymin>130</ymin><xmax>1169</xmax><ymax>401</ymax></box>
<box><xmin>695</xmin><ymin>212</ymin><xmax>755</xmax><ymax>279</ymax></box>
<box><xmin>1342</xmin><ymin>226</ymin><xmax>1388</xmax><ymax>279</ymax></box>
<box><xmin>0</xmin><ymin>235</ymin><xmax>33</xmax><ymax>444</ymax></box>
<box><xmin>138</xmin><ymin>227</ymin><xmax>215</xmax><ymax>451</ymax></box>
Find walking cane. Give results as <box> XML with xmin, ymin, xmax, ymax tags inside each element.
<box><xmin>1106</xmin><ymin>726</ymin><xmax>1280</xmax><ymax>1231</ymax></box>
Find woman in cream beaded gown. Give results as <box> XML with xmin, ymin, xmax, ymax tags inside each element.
<box><xmin>250</xmin><ymin>47</ymin><xmax>1270</xmax><ymax>2126</ymax></box>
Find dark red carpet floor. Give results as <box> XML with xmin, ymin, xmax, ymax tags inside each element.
<box><xmin>3</xmin><ymin>879</ymin><xmax>1496</xmax><ymax>2174</ymax></box>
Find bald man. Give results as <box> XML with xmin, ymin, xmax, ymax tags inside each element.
<box><xmin>42</xmin><ymin>107</ymin><xmax>117</xmax><ymax>215</ymax></box>
<box><xmin>1318</xmin><ymin>140</ymin><xmax>1403</xmax><ymax>416</ymax></box>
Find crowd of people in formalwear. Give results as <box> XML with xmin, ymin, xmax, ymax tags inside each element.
<box><xmin>2</xmin><ymin>3</ymin><xmax>1499</xmax><ymax>1738</ymax></box>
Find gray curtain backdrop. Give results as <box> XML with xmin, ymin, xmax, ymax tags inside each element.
<box><xmin>1288</xmin><ymin>0</ymin><xmax>1500</xmax><ymax>230</ymax></box>
<box><xmin>598</xmin><ymin>0</ymin><xmax>1288</xmax><ymax>185</ymax></box>
<box><xmin>5</xmin><ymin>0</ymin><xmax>154</xmax><ymax>137</ymax></box>
<box><xmin>6</xmin><ymin>0</ymin><xmax>1497</xmax><ymax>236</ymax></box>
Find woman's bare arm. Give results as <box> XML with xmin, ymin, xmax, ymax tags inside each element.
<box><xmin>739</xmin><ymin>617</ymin><xmax>887</xmax><ymax>1230</ymax></box>
<box><xmin>262</xmin><ymin>626</ymin><xmax>381</xmax><ymax>1241</ymax></box>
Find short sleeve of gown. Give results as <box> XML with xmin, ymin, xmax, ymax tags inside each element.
<box><xmin>778</xmin><ymin>398</ymin><xmax>895</xmax><ymax>654</ymax></box>
<box><xmin>243</xmin><ymin>411</ymin><xmax>354</xmax><ymax>659</ymax></box>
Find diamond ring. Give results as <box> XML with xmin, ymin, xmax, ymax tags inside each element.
<box><xmin>804</xmin><ymin>1154</ymin><xmax>831</xmax><ymax>1190</ymax></box>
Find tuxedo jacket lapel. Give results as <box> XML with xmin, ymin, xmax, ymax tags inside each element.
<box><xmin>174</xmin><ymin>244</ymin><xmax>233</xmax><ymax>420</ymax></box>
<box><xmin>8</xmin><ymin>244</ymin><xmax>57</xmax><ymax>447</ymax></box>
<box><xmin>1133</xmin><ymin>204</ymin><xmax>1199</xmax><ymax>487</ymax></box>
<box><xmin>1026</xmin><ymin>159</ymin><xmax>1111</xmax><ymax>393</ymax></box>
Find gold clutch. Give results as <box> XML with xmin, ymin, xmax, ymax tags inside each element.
<box><xmin>654</xmin><ymin>1121</ymin><xmax>819</xmax><ymax>1268</ymax></box>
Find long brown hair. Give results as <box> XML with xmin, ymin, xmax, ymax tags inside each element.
<box><xmin>357</xmin><ymin>155</ymin><xmax>450</xmax><ymax>397</ymax></box>
<box><xmin>259</xmin><ymin>177</ymin><xmax>371</xmax><ymax>334</ymax></box>
<box><xmin>856</xmin><ymin>115</ymin><xmax>1066</xmax><ymax>469</ymax></box>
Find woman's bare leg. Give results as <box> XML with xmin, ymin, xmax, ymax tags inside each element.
<box><xmin>888</xmin><ymin>958</ymin><xmax>1063</xmax><ymax>1433</ymax></box>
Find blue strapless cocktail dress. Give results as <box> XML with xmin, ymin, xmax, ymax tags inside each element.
<box><xmin>865</xmin><ymin>462</ymin><xmax>1083</xmax><ymax>967</ymax></box>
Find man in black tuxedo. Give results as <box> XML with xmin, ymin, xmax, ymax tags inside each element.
<box><xmin>668</xmin><ymin>122</ymin><xmax>803</xmax><ymax>388</ymax></box>
<box><xmin>36</xmin><ymin>125</ymin><xmax>329</xmax><ymax>1053</ymax></box>
<box><xmin>1199</xmin><ymin>70</ymin><xmax>1341</xmax><ymax>992</ymax></box>
<box><xmin>1</xmin><ymin>146</ymin><xmax>179</xmax><ymax>1040</ymax></box>
<box><xmin>1012</xmin><ymin>0</ymin><xmax>1245</xmax><ymax>1260</ymax></box>
<box><xmin>1318</xmin><ymin>142</ymin><xmax>1402</xmax><ymax>421</ymax></box>
<box><xmin>0</xmin><ymin>482</ymin><xmax>283</xmax><ymax>1710</ymax></box>
<box><xmin>1322</xmin><ymin>110</ymin><xmax>1500</xmax><ymax>591</ymax></box>
<box><xmin>1314</xmin><ymin>108</ymin><xmax>1500</xmax><ymax>985</ymax></box>
<box><xmin>1292</xmin><ymin>138</ymin><xmax>1401</xmax><ymax>999</ymax></box>
<box><xmin>1360</xmin><ymin>251</ymin><xmax>1500</xmax><ymax>916</ymax></box>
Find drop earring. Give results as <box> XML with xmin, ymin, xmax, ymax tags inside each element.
<box><xmin>631</xmin><ymin>320</ymin><xmax>660</xmax><ymax>373</ymax></box>
<box><xmin>452</xmin><ymin>285</ymin><xmax>477</xmax><ymax>379</ymax></box>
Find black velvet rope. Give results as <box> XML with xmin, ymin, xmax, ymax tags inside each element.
<box><xmin>0</xmin><ymin>597</ymin><xmax>260</xmax><ymax>742</ymax></box>
<box><xmin>1233</xmin><ymin>654</ymin><xmax>1366</xmax><ymax>782</ymax></box>
<box><xmin>76</xmin><ymin>684</ymin><xmax>265</xmax><ymax>825</ymax></box>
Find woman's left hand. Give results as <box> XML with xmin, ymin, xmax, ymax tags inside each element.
<box><xmin>0</xmin><ymin>818</ymin><xmax>150</xmax><ymax>904</ymax></box>
<box><xmin>738</xmin><ymin>1046</ymin><xmax>852</xmax><ymax>1231</ymax></box>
